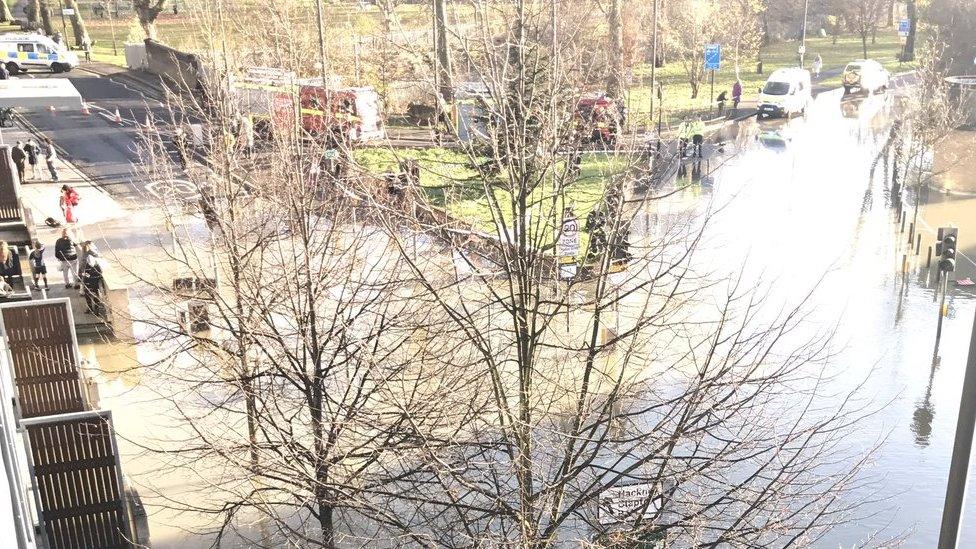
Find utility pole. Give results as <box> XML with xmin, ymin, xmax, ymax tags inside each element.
<box><xmin>938</xmin><ymin>306</ymin><xmax>976</xmax><ymax>549</ymax></box>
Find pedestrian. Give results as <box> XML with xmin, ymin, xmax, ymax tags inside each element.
<box><xmin>59</xmin><ymin>184</ymin><xmax>80</xmax><ymax>224</ymax></box>
<box><xmin>23</xmin><ymin>139</ymin><xmax>39</xmax><ymax>180</ymax></box>
<box><xmin>173</xmin><ymin>126</ymin><xmax>188</xmax><ymax>170</ymax></box>
<box><xmin>53</xmin><ymin>32</ymin><xmax>63</xmax><ymax>46</ymax></box>
<box><xmin>812</xmin><ymin>54</ymin><xmax>823</xmax><ymax>78</ymax></box>
<box><xmin>27</xmin><ymin>239</ymin><xmax>49</xmax><ymax>290</ymax></box>
<box><xmin>677</xmin><ymin>120</ymin><xmax>690</xmax><ymax>157</ymax></box>
<box><xmin>11</xmin><ymin>141</ymin><xmax>26</xmax><ymax>183</ymax></box>
<box><xmin>44</xmin><ymin>137</ymin><xmax>59</xmax><ymax>182</ymax></box>
<box><xmin>732</xmin><ymin>80</ymin><xmax>743</xmax><ymax>113</ymax></box>
<box><xmin>81</xmin><ymin>36</ymin><xmax>92</xmax><ymax>63</ymax></box>
<box><xmin>80</xmin><ymin>243</ymin><xmax>103</xmax><ymax>315</ymax></box>
<box><xmin>690</xmin><ymin>117</ymin><xmax>706</xmax><ymax>158</ymax></box>
<box><xmin>716</xmin><ymin>90</ymin><xmax>728</xmax><ymax>115</ymax></box>
<box><xmin>0</xmin><ymin>63</ymin><xmax>9</xmax><ymax>80</ymax></box>
<box><xmin>0</xmin><ymin>241</ymin><xmax>15</xmax><ymax>287</ymax></box>
<box><xmin>241</xmin><ymin>115</ymin><xmax>254</xmax><ymax>157</ymax></box>
<box><xmin>55</xmin><ymin>229</ymin><xmax>80</xmax><ymax>289</ymax></box>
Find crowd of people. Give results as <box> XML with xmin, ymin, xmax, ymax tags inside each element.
<box><xmin>0</xmin><ymin>231</ymin><xmax>105</xmax><ymax>315</ymax></box>
<box><xmin>11</xmin><ymin>137</ymin><xmax>60</xmax><ymax>184</ymax></box>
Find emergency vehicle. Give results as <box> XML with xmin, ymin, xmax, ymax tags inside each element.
<box><xmin>232</xmin><ymin>67</ymin><xmax>384</xmax><ymax>142</ymax></box>
<box><xmin>0</xmin><ymin>33</ymin><xmax>79</xmax><ymax>74</ymax></box>
<box><xmin>576</xmin><ymin>93</ymin><xmax>621</xmax><ymax>144</ymax></box>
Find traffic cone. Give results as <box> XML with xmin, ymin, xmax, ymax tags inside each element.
<box><xmin>81</xmin><ymin>102</ymin><xmax>90</xmax><ymax>116</ymax></box>
<box><xmin>113</xmin><ymin>108</ymin><xmax>122</xmax><ymax>124</ymax></box>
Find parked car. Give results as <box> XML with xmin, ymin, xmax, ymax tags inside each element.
<box><xmin>756</xmin><ymin>68</ymin><xmax>812</xmax><ymax>119</ymax></box>
<box><xmin>842</xmin><ymin>59</ymin><xmax>890</xmax><ymax>95</ymax></box>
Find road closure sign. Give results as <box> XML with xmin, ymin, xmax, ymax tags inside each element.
<box><xmin>598</xmin><ymin>483</ymin><xmax>661</xmax><ymax>524</ymax></box>
<box><xmin>558</xmin><ymin>209</ymin><xmax>579</xmax><ymax>258</ymax></box>
<box><xmin>704</xmin><ymin>44</ymin><xmax>721</xmax><ymax>71</ymax></box>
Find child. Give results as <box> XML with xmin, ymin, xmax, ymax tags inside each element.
<box><xmin>28</xmin><ymin>240</ymin><xmax>49</xmax><ymax>290</ymax></box>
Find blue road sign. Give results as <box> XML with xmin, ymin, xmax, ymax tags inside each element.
<box><xmin>898</xmin><ymin>19</ymin><xmax>910</xmax><ymax>36</ymax></box>
<box><xmin>704</xmin><ymin>44</ymin><xmax>721</xmax><ymax>71</ymax></box>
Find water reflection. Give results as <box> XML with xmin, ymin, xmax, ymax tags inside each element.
<box><xmin>912</xmin><ymin>358</ymin><xmax>938</xmax><ymax>447</ymax></box>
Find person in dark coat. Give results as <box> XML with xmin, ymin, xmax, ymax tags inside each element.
<box><xmin>54</xmin><ymin>229</ymin><xmax>80</xmax><ymax>289</ymax></box>
<box><xmin>80</xmin><ymin>244</ymin><xmax>104</xmax><ymax>315</ymax></box>
<box><xmin>23</xmin><ymin>139</ymin><xmax>39</xmax><ymax>180</ymax></box>
<box><xmin>11</xmin><ymin>141</ymin><xmax>26</xmax><ymax>182</ymax></box>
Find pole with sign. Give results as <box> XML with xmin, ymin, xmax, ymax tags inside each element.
<box><xmin>898</xmin><ymin>19</ymin><xmax>910</xmax><ymax>59</ymax></box>
<box><xmin>704</xmin><ymin>44</ymin><xmax>720</xmax><ymax>110</ymax></box>
<box><xmin>558</xmin><ymin>207</ymin><xmax>579</xmax><ymax>331</ymax></box>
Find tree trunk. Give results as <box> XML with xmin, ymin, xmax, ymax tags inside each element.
<box><xmin>65</xmin><ymin>0</ymin><xmax>90</xmax><ymax>48</ymax></box>
<box><xmin>28</xmin><ymin>0</ymin><xmax>40</xmax><ymax>25</ymax></box>
<box><xmin>903</xmin><ymin>0</ymin><xmax>917</xmax><ymax>61</ymax></box>
<box><xmin>861</xmin><ymin>33</ymin><xmax>868</xmax><ymax>59</ymax></box>
<box><xmin>0</xmin><ymin>1</ymin><xmax>13</xmax><ymax>23</ymax></box>
<box><xmin>433</xmin><ymin>0</ymin><xmax>453</xmax><ymax>104</ymax></box>
<box><xmin>38</xmin><ymin>0</ymin><xmax>55</xmax><ymax>36</ymax></box>
<box><xmin>888</xmin><ymin>0</ymin><xmax>895</xmax><ymax>26</ymax></box>
<box><xmin>606</xmin><ymin>0</ymin><xmax>624</xmax><ymax>100</ymax></box>
<box><xmin>690</xmin><ymin>79</ymin><xmax>699</xmax><ymax>99</ymax></box>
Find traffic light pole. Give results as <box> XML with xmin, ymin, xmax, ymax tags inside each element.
<box><xmin>938</xmin><ymin>305</ymin><xmax>976</xmax><ymax>548</ymax></box>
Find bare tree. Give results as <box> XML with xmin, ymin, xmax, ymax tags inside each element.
<box><xmin>0</xmin><ymin>1</ymin><xmax>13</xmax><ymax>23</ymax></box>
<box><xmin>116</xmin><ymin>0</ymin><xmax>884</xmax><ymax>546</ymax></box>
<box><xmin>65</xmin><ymin>0</ymin><xmax>91</xmax><ymax>48</ymax></box>
<box><xmin>844</xmin><ymin>0</ymin><xmax>886</xmax><ymax>59</ymax></box>
<box><xmin>605</xmin><ymin>0</ymin><xmax>625</xmax><ymax>100</ymax></box>
<box><xmin>133</xmin><ymin>0</ymin><xmax>168</xmax><ymax>40</ymax></box>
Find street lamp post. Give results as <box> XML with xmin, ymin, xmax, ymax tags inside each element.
<box><xmin>800</xmin><ymin>0</ymin><xmax>810</xmax><ymax>68</ymax></box>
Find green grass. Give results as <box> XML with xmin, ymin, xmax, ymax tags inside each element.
<box><xmin>354</xmin><ymin>147</ymin><xmax>631</xmax><ymax>248</ymax></box>
<box><xmin>626</xmin><ymin>30</ymin><xmax>914</xmax><ymax>127</ymax></box>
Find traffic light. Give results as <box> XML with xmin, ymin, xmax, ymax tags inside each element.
<box><xmin>936</xmin><ymin>227</ymin><xmax>959</xmax><ymax>273</ymax></box>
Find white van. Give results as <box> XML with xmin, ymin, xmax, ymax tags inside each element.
<box><xmin>0</xmin><ymin>34</ymin><xmax>80</xmax><ymax>75</ymax></box>
<box><xmin>757</xmin><ymin>68</ymin><xmax>812</xmax><ymax>119</ymax></box>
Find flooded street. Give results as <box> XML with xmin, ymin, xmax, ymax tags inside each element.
<box><xmin>650</xmin><ymin>89</ymin><xmax>976</xmax><ymax>546</ymax></box>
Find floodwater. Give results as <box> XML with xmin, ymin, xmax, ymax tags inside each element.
<box><xmin>647</xmin><ymin>88</ymin><xmax>976</xmax><ymax>546</ymax></box>
<box><xmin>76</xmin><ymin>88</ymin><xmax>976</xmax><ymax>547</ymax></box>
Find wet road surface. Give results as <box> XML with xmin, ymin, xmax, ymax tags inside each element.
<box><xmin>645</xmin><ymin>88</ymin><xmax>976</xmax><ymax>546</ymax></box>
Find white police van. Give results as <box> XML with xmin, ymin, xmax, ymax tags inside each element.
<box><xmin>0</xmin><ymin>34</ymin><xmax>79</xmax><ymax>75</ymax></box>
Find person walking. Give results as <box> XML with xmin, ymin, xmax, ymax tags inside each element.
<box><xmin>732</xmin><ymin>80</ymin><xmax>743</xmax><ymax>113</ymax></box>
<box><xmin>241</xmin><ymin>115</ymin><xmax>254</xmax><ymax>158</ymax></box>
<box><xmin>11</xmin><ymin>141</ymin><xmax>26</xmax><ymax>183</ymax></box>
<box><xmin>0</xmin><ymin>63</ymin><xmax>9</xmax><ymax>80</ymax></box>
<box><xmin>81</xmin><ymin>36</ymin><xmax>92</xmax><ymax>63</ymax></box>
<box><xmin>812</xmin><ymin>54</ymin><xmax>823</xmax><ymax>78</ymax></box>
<box><xmin>54</xmin><ymin>229</ymin><xmax>80</xmax><ymax>289</ymax></box>
<box><xmin>677</xmin><ymin>120</ymin><xmax>690</xmax><ymax>157</ymax></box>
<box><xmin>44</xmin><ymin>137</ymin><xmax>60</xmax><ymax>182</ymax></box>
<box><xmin>23</xmin><ymin>139</ymin><xmax>39</xmax><ymax>180</ymax></box>
<box><xmin>59</xmin><ymin>185</ymin><xmax>80</xmax><ymax>224</ymax></box>
<box><xmin>27</xmin><ymin>239</ymin><xmax>49</xmax><ymax>290</ymax></box>
<box><xmin>80</xmin><ymin>244</ymin><xmax>104</xmax><ymax>315</ymax></box>
<box><xmin>716</xmin><ymin>90</ymin><xmax>728</xmax><ymax>116</ymax></box>
<box><xmin>690</xmin><ymin>117</ymin><xmax>706</xmax><ymax>158</ymax></box>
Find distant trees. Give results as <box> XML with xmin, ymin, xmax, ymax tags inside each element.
<box><xmin>844</xmin><ymin>0</ymin><xmax>886</xmax><ymax>59</ymax></box>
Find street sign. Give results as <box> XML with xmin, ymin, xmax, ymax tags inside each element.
<box><xmin>557</xmin><ymin>209</ymin><xmax>579</xmax><ymax>258</ymax></box>
<box><xmin>598</xmin><ymin>483</ymin><xmax>661</xmax><ymax>525</ymax></box>
<box><xmin>704</xmin><ymin>44</ymin><xmax>721</xmax><ymax>71</ymax></box>
<box><xmin>898</xmin><ymin>19</ymin><xmax>910</xmax><ymax>37</ymax></box>
<box><xmin>323</xmin><ymin>149</ymin><xmax>338</xmax><ymax>160</ymax></box>
<box><xmin>62</xmin><ymin>8</ymin><xmax>75</xmax><ymax>15</ymax></box>
<box><xmin>798</xmin><ymin>44</ymin><xmax>806</xmax><ymax>55</ymax></box>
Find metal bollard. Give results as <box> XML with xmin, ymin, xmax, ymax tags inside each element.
<box><xmin>901</xmin><ymin>212</ymin><xmax>906</xmax><ymax>233</ymax></box>
<box><xmin>916</xmin><ymin>233</ymin><xmax>922</xmax><ymax>255</ymax></box>
<box><xmin>903</xmin><ymin>254</ymin><xmax>908</xmax><ymax>274</ymax></box>
<box><xmin>927</xmin><ymin>246</ymin><xmax>933</xmax><ymax>268</ymax></box>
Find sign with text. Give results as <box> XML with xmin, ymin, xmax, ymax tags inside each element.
<box><xmin>704</xmin><ymin>44</ymin><xmax>721</xmax><ymax>71</ymax></box>
<box><xmin>62</xmin><ymin>8</ymin><xmax>75</xmax><ymax>15</ymax></box>
<box><xmin>898</xmin><ymin>20</ymin><xmax>910</xmax><ymax>37</ymax></box>
<box><xmin>598</xmin><ymin>483</ymin><xmax>661</xmax><ymax>524</ymax></box>
<box><xmin>558</xmin><ymin>210</ymin><xmax>579</xmax><ymax>258</ymax></box>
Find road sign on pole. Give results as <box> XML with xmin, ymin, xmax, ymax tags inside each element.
<box><xmin>557</xmin><ymin>208</ymin><xmax>580</xmax><ymax>258</ymax></box>
<box><xmin>704</xmin><ymin>44</ymin><xmax>721</xmax><ymax>71</ymax></box>
<box><xmin>898</xmin><ymin>19</ymin><xmax>910</xmax><ymax>37</ymax></box>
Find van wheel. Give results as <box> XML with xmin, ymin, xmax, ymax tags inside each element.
<box><xmin>51</xmin><ymin>63</ymin><xmax>65</xmax><ymax>73</ymax></box>
<box><xmin>6</xmin><ymin>62</ymin><xmax>19</xmax><ymax>76</ymax></box>
<box><xmin>843</xmin><ymin>86</ymin><xmax>851</xmax><ymax>95</ymax></box>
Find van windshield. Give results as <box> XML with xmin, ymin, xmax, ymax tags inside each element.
<box><xmin>846</xmin><ymin>64</ymin><xmax>862</xmax><ymax>72</ymax></box>
<box><xmin>762</xmin><ymin>81</ymin><xmax>791</xmax><ymax>95</ymax></box>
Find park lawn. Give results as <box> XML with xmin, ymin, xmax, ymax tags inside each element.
<box><xmin>626</xmin><ymin>30</ymin><xmax>914</xmax><ymax>127</ymax></box>
<box><xmin>354</xmin><ymin>147</ymin><xmax>631</xmax><ymax>249</ymax></box>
